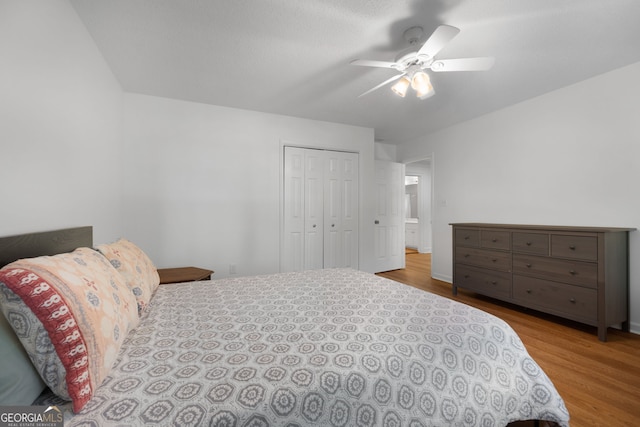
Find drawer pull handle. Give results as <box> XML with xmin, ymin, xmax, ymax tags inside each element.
<box><xmin>464</xmin><ymin>274</ymin><xmax>470</xmax><ymax>279</ymax></box>
<box><xmin>492</xmin><ymin>238</ymin><xmax>498</xmax><ymax>243</ymax></box>
<box><xmin>526</xmin><ymin>263</ymin><xmax>532</xmax><ymax>268</ymax></box>
<box><xmin>490</xmin><ymin>281</ymin><xmax>497</xmax><ymax>285</ymax></box>
<box><xmin>464</xmin><ymin>254</ymin><xmax>470</xmax><ymax>258</ymax></box>
<box><xmin>492</xmin><ymin>259</ymin><xmax>497</xmax><ymax>262</ymax></box>
<box><xmin>526</xmin><ymin>289</ymin><xmax>532</xmax><ymax>294</ymax></box>
<box><xmin>569</xmin><ymin>270</ymin><xmax>577</xmax><ymax>275</ymax></box>
<box><xmin>464</xmin><ymin>236</ymin><xmax>470</xmax><ymax>240</ymax></box>
<box><xmin>569</xmin><ymin>298</ymin><xmax>576</xmax><ymax>304</ymax></box>
<box><xmin>569</xmin><ymin>245</ymin><xmax>576</xmax><ymax>250</ymax></box>
<box><xmin>526</xmin><ymin>241</ymin><xmax>532</xmax><ymax>246</ymax></box>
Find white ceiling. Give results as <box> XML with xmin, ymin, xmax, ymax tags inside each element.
<box><xmin>70</xmin><ymin>0</ymin><xmax>640</xmax><ymax>144</ymax></box>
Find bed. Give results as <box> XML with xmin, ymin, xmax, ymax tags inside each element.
<box><xmin>0</xmin><ymin>227</ymin><xmax>570</xmax><ymax>427</ymax></box>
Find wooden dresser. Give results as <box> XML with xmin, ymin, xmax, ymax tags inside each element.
<box><xmin>451</xmin><ymin>223</ymin><xmax>634</xmax><ymax>341</ymax></box>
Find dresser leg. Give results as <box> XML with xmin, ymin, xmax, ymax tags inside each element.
<box><xmin>598</xmin><ymin>326</ymin><xmax>607</xmax><ymax>342</ymax></box>
<box><xmin>621</xmin><ymin>320</ymin><xmax>630</xmax><ymax>333</ymax></box>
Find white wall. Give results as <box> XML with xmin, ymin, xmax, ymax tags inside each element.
<box><xmin>0</xmin><ymin>1</ymin><xmax>376</xmax><ymax>278</ymax></box>
<box><xmin>397</xmin><ymin>61</ymin><xmax>640</xmax><ymax>333</ymax></box>
<box><xmin>122</xmin><ymin>94</ymin><xmax>375</xmax><ymax>278</ymax></box>
<box><xmin>374</xmin><ymin>142</ymin><xmax>397</xmax><ymax>162</ymax></box>
<box><xmin>0</xmin><ymin>1</ymin><xmax>124</xmax><ymax>244</ymax></box>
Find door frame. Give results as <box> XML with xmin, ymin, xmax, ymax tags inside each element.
<box><xmin>405</xmin><ymin>157</ymin><xmax>433</xmax><ymax>254</ymax></box>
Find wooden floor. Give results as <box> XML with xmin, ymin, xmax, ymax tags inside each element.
<box><xmin>377</xmin><ymin>252</ymin><xmax>640</xmax><ymax>427</ymax></box>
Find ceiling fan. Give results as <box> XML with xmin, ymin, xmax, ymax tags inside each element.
<box><xmin>351</xmin><ymin>25</ymin><xmax>495</xmax><ymax>99</ymax></box>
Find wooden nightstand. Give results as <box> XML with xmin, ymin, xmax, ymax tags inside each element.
<box><xmin>157</xmin><ymin>267</ymin><xmax>214</xmax><ymax>284</ymax></box>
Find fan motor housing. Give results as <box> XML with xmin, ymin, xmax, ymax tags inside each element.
<box><xmin>403</xmin><ymin>26</ymin><xmax>424</xmax><ymax>45</ymax></box>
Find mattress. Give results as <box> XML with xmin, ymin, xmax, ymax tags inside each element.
<box><xmin>51</xmin><ymin>268</ymin><xmax>569</xmax><ymax>426</ymax></box>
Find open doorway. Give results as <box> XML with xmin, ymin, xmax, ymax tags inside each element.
<box><xmin>404</xmin><ymin>175</ymin><xmax>420</xmax><ymax>253</ymax></box>
<box><xmin>404</xmin><ymin>158</ymin><xmax>432</xmax><ymax>255</ymax></box>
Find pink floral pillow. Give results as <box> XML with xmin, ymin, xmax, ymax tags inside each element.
<box><xmin>95</xmin><ymin>238</ymin><xmax>160</xmax><ymax>316</ymax></box>
<box><xmin>0</xmin><ymin>248</ymin><xmax>139</xmax><ymax>412</ymax></box>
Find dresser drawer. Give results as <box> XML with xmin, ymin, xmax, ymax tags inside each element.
<box><xmin>455</xmin><ymin>247</ymin><xmax>512</xmax><ymax>271</ymax></box>
<box><xmin>481</xmin><ymin>230</ymin><xmax>511</xmax><ymax>250</ymax></box>
<box><xmin>512</xmin><ymin>254</ymin><xmax>597</xmax><ymax>288</ymax></box>
<box><xmin>455</xmin><ymin>228</ymin><xmax>480</xmax><ymax>247</ymax></box>
<box><xmin>513</xmin><ymin>275</ymin><xmax>597</xmax><ymax>323</ymax></box>
<box><xmin>455</xmin><ymin>265</ymin><xmax>511</xmax><ymax>299</ymax></box>
<box><xmin>512</xmin><ymin>232</ymin><xmax>549</xmax><ymax>255</ymax></box>
<box><xmin>551</xmin><ymin>234</ymin><xmax>597</xmax><ymax>261</ymax></box>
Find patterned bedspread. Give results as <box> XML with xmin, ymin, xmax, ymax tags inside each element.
<box><xmin>57</xmin><ymin>268</ymin><xmax>569</xmax><ymax>426</ymax></box>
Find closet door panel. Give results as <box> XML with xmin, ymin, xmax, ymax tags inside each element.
<box><xmin>305</xmin><ymin>151</ymin><xmax>325</xmax><ymax>270</ymax></box>
<box><xmin>324</xmin><ymin>227</ymin><xmax>340</xmax><ymax>268</ymax></box>
<box><xmin>342</xmin><ymin>229</ymin><xmax>357</xmax><ymax>268</ymax></box>
<box><xmin>283</xmin><ymin>147</ymin><xmax>305</xmax><ymax>272</ymax></box>
<box><xmin>305</xmin><ymin>230</ymin><xmax>324</xmax><ymax>270</ymax></box>
<box><xmin>341</xmin><ymin>152</ymin><xmax>359</xmax><ymax>268</ymax></box>
<box><xmin>324</xmin><ymin>157</ymin><xmax>340</xmax><ymax>267</ymax></box>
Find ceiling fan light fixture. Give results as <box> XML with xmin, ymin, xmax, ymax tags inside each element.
<box><xmin>391</xmin><ymin>76</ymin><xmax>411</xmax><ymax>97</ymax></box>
<box><xmin>411</xmin><ymin>70</ymin><xmax>432</xmax><ymax>93</ymax></box>
<box><xmin>417</xmin><ymin>86</ymin><xmax>435</xmax><ymax>99</ymax></box>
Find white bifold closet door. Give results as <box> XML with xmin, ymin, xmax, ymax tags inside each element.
<box><xmin>283</xmin><ymin>147</ymin><xmax>359</xmax><ymax>272</ymax></box>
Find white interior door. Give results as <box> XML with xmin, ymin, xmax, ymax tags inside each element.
<box><xmin>373</xmin><ymin>160</ymin><xmax>405</xmax><ymax>273</ymax></box>
<box><xmin>324</xmin><ymin>151</ymin><xmax>358</xmax><ymax>268</ymax></box>
<box><xmin>283</xmin><ymin>147</ymin><xmax>359</xmax><ymax>272</ymax></box>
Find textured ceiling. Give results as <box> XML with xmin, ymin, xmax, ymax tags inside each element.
<box><xmin>70</xmin><ymin>0</ymin><xmax>640</xmax><ymax>144</ymax></box>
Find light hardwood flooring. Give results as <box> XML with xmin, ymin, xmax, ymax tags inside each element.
<box><xmin>377</xmin><ymin>252</ymin><xmax>640</xmax><ymax>427</ymax></box>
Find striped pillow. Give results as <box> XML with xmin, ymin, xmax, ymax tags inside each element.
<box><xmin>0</xmin><ymin>248</ymin><xmax>139</xmax><ymax>412</ymax></box>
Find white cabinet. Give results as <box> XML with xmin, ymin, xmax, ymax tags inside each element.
<box><xmin>405</xmin><ymin>221</ymin><xmax>418</xmax><ymax>248</ymax></box>
<box><xmin>282</xmin><ymin>147</ymin><xmax>359</xmax><ymax>272</ymax></box>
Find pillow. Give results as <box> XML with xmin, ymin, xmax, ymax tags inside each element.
<box><xmin>0</xmin><ymin>310</ymin><xmax>46</xmax><ymax>405</ymax></box>
<box><xmin>95</xmin><ymin>238</ymin><xmax>159</xmax><ymax>316</ymax></box>
<box><xmin>0</xmin><ymin>247</ymin><xmax>139</xmax><ymax>412</ymax></box>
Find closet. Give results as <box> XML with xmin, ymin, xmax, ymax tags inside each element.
<box><xmin>282</xmin><ymin>146</ymin><xmax>359</xmax><ymax>272</ymax></box>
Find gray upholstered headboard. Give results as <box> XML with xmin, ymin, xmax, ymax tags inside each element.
<box><xmin>0</xmin><ymin>226</ymin><xmax>93</xmax><ymax>268</ymax></box>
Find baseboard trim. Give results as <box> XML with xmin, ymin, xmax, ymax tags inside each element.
<box><xmin>431</xmin><ymin>273</ymin><xmax>452</xmax><ymax>283</ymax></box>
<box><xmin>630</xmin><ymin>321</ymin><xmax>640</xmax><ymax>336</ymax></box>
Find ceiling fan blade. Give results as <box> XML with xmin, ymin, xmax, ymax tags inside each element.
<box><xmin>430</xmin><ymin>57</ymin><xmax>495</xmax><ymax>72</ymax></box>
<box><xmin>417</xmin><ymin>25</ymin><xmax>460</xmax><ymax>58</ymax></box>
<box><xmin>358</xmin><ymin>74</ymin><xmax>404</xmax><ymax>98</ymax></box>
<box><xmin>350</xmin><ymin>59</ymin><xmax>398</xmax><ymax>69</ymax></box>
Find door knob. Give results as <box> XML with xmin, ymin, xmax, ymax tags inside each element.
<box><xmin>374</xmin><ymin>220</ymin><xmax>379</xmax><ymax>224</ymax></box>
